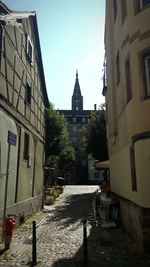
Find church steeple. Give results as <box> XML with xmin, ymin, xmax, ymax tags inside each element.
<box><xmin>72</xmin><ymin>70</ymin><xmax>83</xmax><ymax>111</ymax></box>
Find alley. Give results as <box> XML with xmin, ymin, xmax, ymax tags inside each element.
<box><xmin>0</xmin><ymin>186</ymin><xmax>97</xmax><ymax>266</ymax></box>
<box><xmin>0</xmin><ymin>185</ymin><xmax>150</xmax><ymax>267</ymax></box>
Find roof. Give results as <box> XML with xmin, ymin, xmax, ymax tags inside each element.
<box><xmin>72</xmin><ymin>70</ymin><xmax>82</xmax><ymax>97</ymax></box>
<box><xmin>0</xmin><ymin>0</ymin><xmax>11</xmax><ymax>14</ymax></box>
<box><xmin>0</xmin><ymin>1</ymin><xmax>49</xmax><ymax>108</ymax></box>
<box><xmin>59</xmin><ymin>109</ymin><xmax>93</xmax><ymax>117</ymax></box>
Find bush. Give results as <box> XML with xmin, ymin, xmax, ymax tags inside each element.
<box><xmin>44</xmin><ymin>186</ymin><xmax>64</xmax><ymax>205</ymax></box>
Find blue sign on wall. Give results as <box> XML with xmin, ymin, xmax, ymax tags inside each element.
<box><xmin>8</xmin><ymin>131</ymin><xmax>17</xmax><ymax>146</ymax></box>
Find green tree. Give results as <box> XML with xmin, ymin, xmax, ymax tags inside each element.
<box><xmin>85</xmin><ymin>106</ymin><xmax>108</xmax><ymax>161</ymax></box>
<box><xmin>45</xmin><ymin>103</ymin><xmax>75</xmax><ymax>168</ymax></box>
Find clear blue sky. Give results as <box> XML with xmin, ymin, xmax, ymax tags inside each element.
<box><xmin>4</xmin><ymin>0</ymin><xmax>105</xmax><ymax>110</ymax></box>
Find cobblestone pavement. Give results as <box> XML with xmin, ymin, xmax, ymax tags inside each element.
<box><xmin>0</xmin><ymin>185</ymin><xmax>150</xmax><ymax>267</ymax></box>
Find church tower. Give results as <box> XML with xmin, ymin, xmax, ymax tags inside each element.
<box><xmin>72</xmin><ymin>70</ymin><xmax>83</xmax><ymax>111</ymax></box>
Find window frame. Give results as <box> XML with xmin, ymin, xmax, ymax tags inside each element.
<box><xmin>140</xmin><ymin>50</ymin><xmax>150</xmax><ymax>100</ymax></box>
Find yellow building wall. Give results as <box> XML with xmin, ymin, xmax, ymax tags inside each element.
<box><xmin>135</xmin><ymin>139</ymin><xmax>150</xmax><ymax>207</ymax></box>
<box><xmin>105</xmin><ymin>0</ymin><xmax>150</xmax><ymax>207</ymax></box>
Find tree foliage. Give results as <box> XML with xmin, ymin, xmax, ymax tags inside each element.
<box><xmin>45</xmin><ymin>103</ymin><xmax>75</xmax><ymax>168</ymax></box>
<box><xmin>85</xmin><ymin>107</ymin><xmax>108</xmax><ymax>161</ymax></box>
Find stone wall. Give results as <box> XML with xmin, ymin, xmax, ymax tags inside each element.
<box><xmin>120</xmin><ymin>196</ymin><xmax>150</xmax><ymax>252</ymax></box>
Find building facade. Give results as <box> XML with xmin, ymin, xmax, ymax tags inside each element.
<box><xmin>0</xmin><ymin>1</ymin><xmax>49</xmax><ymax>226</ymax></box>
<box><xmin>104</xmin><ymin>0</ymin><xmax>150</xmax><ymax>251</ymax></box>
<box><xmin>59</xmin><ymin>71</ymin><xmax>95</xmax><ymax>184</ymax></box>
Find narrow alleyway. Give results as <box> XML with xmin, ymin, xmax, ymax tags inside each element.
<box><xmin>0</xmin><ymin>186</ymin><xmax>150</xmax><ymax>267</ymax></box>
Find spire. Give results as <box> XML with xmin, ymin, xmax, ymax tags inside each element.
<box><xmin>72</xmin><ymin>70</ymin><xmax>83</xmax><ymax>111</ymax></box>
<box><xmin>76</xmin><ymin>69</ymin><xmax>78</xmax><ymax>79</ymax></box>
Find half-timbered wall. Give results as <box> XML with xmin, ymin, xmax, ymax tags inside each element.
<box><xmin>0</xmin><ymin>14</ymin><xmax>47</xmax><ymax>221</ymax></box>
<box><xmin>0</xmin><ymin>19</ymin><xmax>45</xmax><ymax>137</ymax></box>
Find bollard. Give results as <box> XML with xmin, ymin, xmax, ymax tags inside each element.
<box><xmin>93</xmin><ymin>193</ymin><xmax>97</xmax><ymax>225</ymax></box>
<box><xmin>83</xmin><ymin>219</ymin><xmax>88</xmax><ymax>266</ymax></box>
<box><xmin>32</xmin><ymin>220</ymin><xmax>37</xmax><ymax>266</ymax></box>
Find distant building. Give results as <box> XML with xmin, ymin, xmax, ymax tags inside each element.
<box><xmin>104</xmin><ymin>0</ymin><xmax>150</xmax><ymax>251</ymax></box>
<box><xmin>0</xmin><ymin>1</ymin><xmax>49</xmax><ymax>226</ymax></box>
<box><xmin>59</xmin><ymin>71</ymin><xmax>96</xmax><ymax>184</ymax></box>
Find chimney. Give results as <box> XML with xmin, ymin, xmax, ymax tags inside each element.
<box><xmin>94</xmin><ymin>104</ymin><xmax>97</xmax><ymax>111</ymax></box>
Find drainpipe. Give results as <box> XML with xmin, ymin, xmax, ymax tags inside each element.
<box><xmin>32</xmin><ymin>138</ymin><xmax>37</xmax><ymax>197</ymax></box>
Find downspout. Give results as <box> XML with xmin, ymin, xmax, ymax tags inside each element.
<box><xmin>15</xmin><ymin>125</ymin><xmax>21</xmax><ymax>203</ymax></box>
<box><xmin>32</xmin><ymin>137</ymin><xmax>37</xmax><ymax>197</ymax></box>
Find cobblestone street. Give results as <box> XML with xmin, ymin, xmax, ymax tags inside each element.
<box><xmin>0</xmin><ymin>186</ymin><xmax>150</xmax><ymax>266</ymax></box>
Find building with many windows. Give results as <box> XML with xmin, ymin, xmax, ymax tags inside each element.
<box><xmin>104</xmin><ymin>0</ymin><xmax>150</xmax><ymax>251</ymax></box>
<box><xmin>59</xmin><ymin>71</ymin><xmax>97</xmax><ymax>184</ymax></box>
<box><xmin>0</xmin><ymin>1</ymin><xmax>49</xmax><ymax>228</ymax></box>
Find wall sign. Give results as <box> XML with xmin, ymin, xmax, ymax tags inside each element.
<box><xmin>7</xmin><ymin>130</ymin><xmax>17</xmax><ymax>146</ymax></box>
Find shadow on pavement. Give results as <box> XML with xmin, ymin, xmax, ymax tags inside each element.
<box><xmin>51</xmin><ymin>224</ymin><xmax>150</xmax><ymax>266</ymax></box>
<box><xmin>43</xmin><ymin>191</ymin><xmax>150</xmax><ymax>266</ymax></box>
<box><xmin>44</xmin><ymin>192</ymin><xmax>94</xmax><ymax>229</ymax></box>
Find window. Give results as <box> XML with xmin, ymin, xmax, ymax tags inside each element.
<box><xmin>140</xmin><ymin>0</ymin><xmax>150</xmax><ymax>8</ymax></box>
<box><xmin>82</xmin><ymin>117</ymin><xmax>86</xmax><ymax>123</ymax></box>
<box><xmin>121</xmin><ymin>0</ymin><xmax>127</xmax><ymax>24</ymax></box>
<box><xmin>113</xmin><ymin>0</ymin><xmax>117</xmax><ymax>21</ymax></box>
<box><xmin>73</xmin><ymin>117</ymin><xmax>76</xmax><ymax>122</ymax></box>
<box><xmin>116</xmin><ymin>51</ymin><xmax>120</xmax><ymax>85</ymax></box>
<box><xmin>25</xmin><ymin>83</ymin><xmax>32</xmax><ymax>105</ymax></box>
<box><xmin>130</xmin><ymin>146</ymin><xmax>137</xmax><ymax>191</ymax></box>
<box><xmin>95</xmin><ymin>171</ymin><xmax>100</xmax><ymax>179</ymax></box>
<box><xmin>26</xmin><ymin>36</ymin><xmax>33</xmax><ymax>63</ymax></box>
<box><xmin>23</xmin><ymin>133</ymin><xmax>29</xmax><ymax>160</ymax></box>
<box><xmin>134</xmin><ymin>0</ymin><xmax>150</xmax><ymax>14</ymax></box>
<box><xmin>73</xmin><ymin>126</ymin><xmax>76</xmax><ymax>132</ymax></box>
<box><xmin>82</xmin><ymin>160</ymin><xmax>86</xmax><ymax>166</ymax></box>
<box><xmin>72</xmin><ymin>136</ymin><xmax>77</xmax><ymax>143</ymax></box>
<box><xmin>125</xmin><ymin>57</ymin><xmax>132</xmax><ymax>102</ymax></box>
<box><xmin>144</xmin><ymin>54</ymin><xmax>150</xmax><ymax>97</ymax></box>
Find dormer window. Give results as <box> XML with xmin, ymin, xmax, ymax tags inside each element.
<box><xmin>26</xmin><ymin>35</ymin><xmax>33</xmax><ymax>64</ymax></box>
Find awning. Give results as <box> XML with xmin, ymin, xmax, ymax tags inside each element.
<box><xmin>95</xmin><ymin>160</ymin><xmax>110</xmax><ymax>169</ymax></box>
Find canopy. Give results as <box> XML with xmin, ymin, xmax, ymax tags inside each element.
<box><xmin>95</xmin><ymin>160</ymin><xmax>110</xmax><ymax>169</ymax></box>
